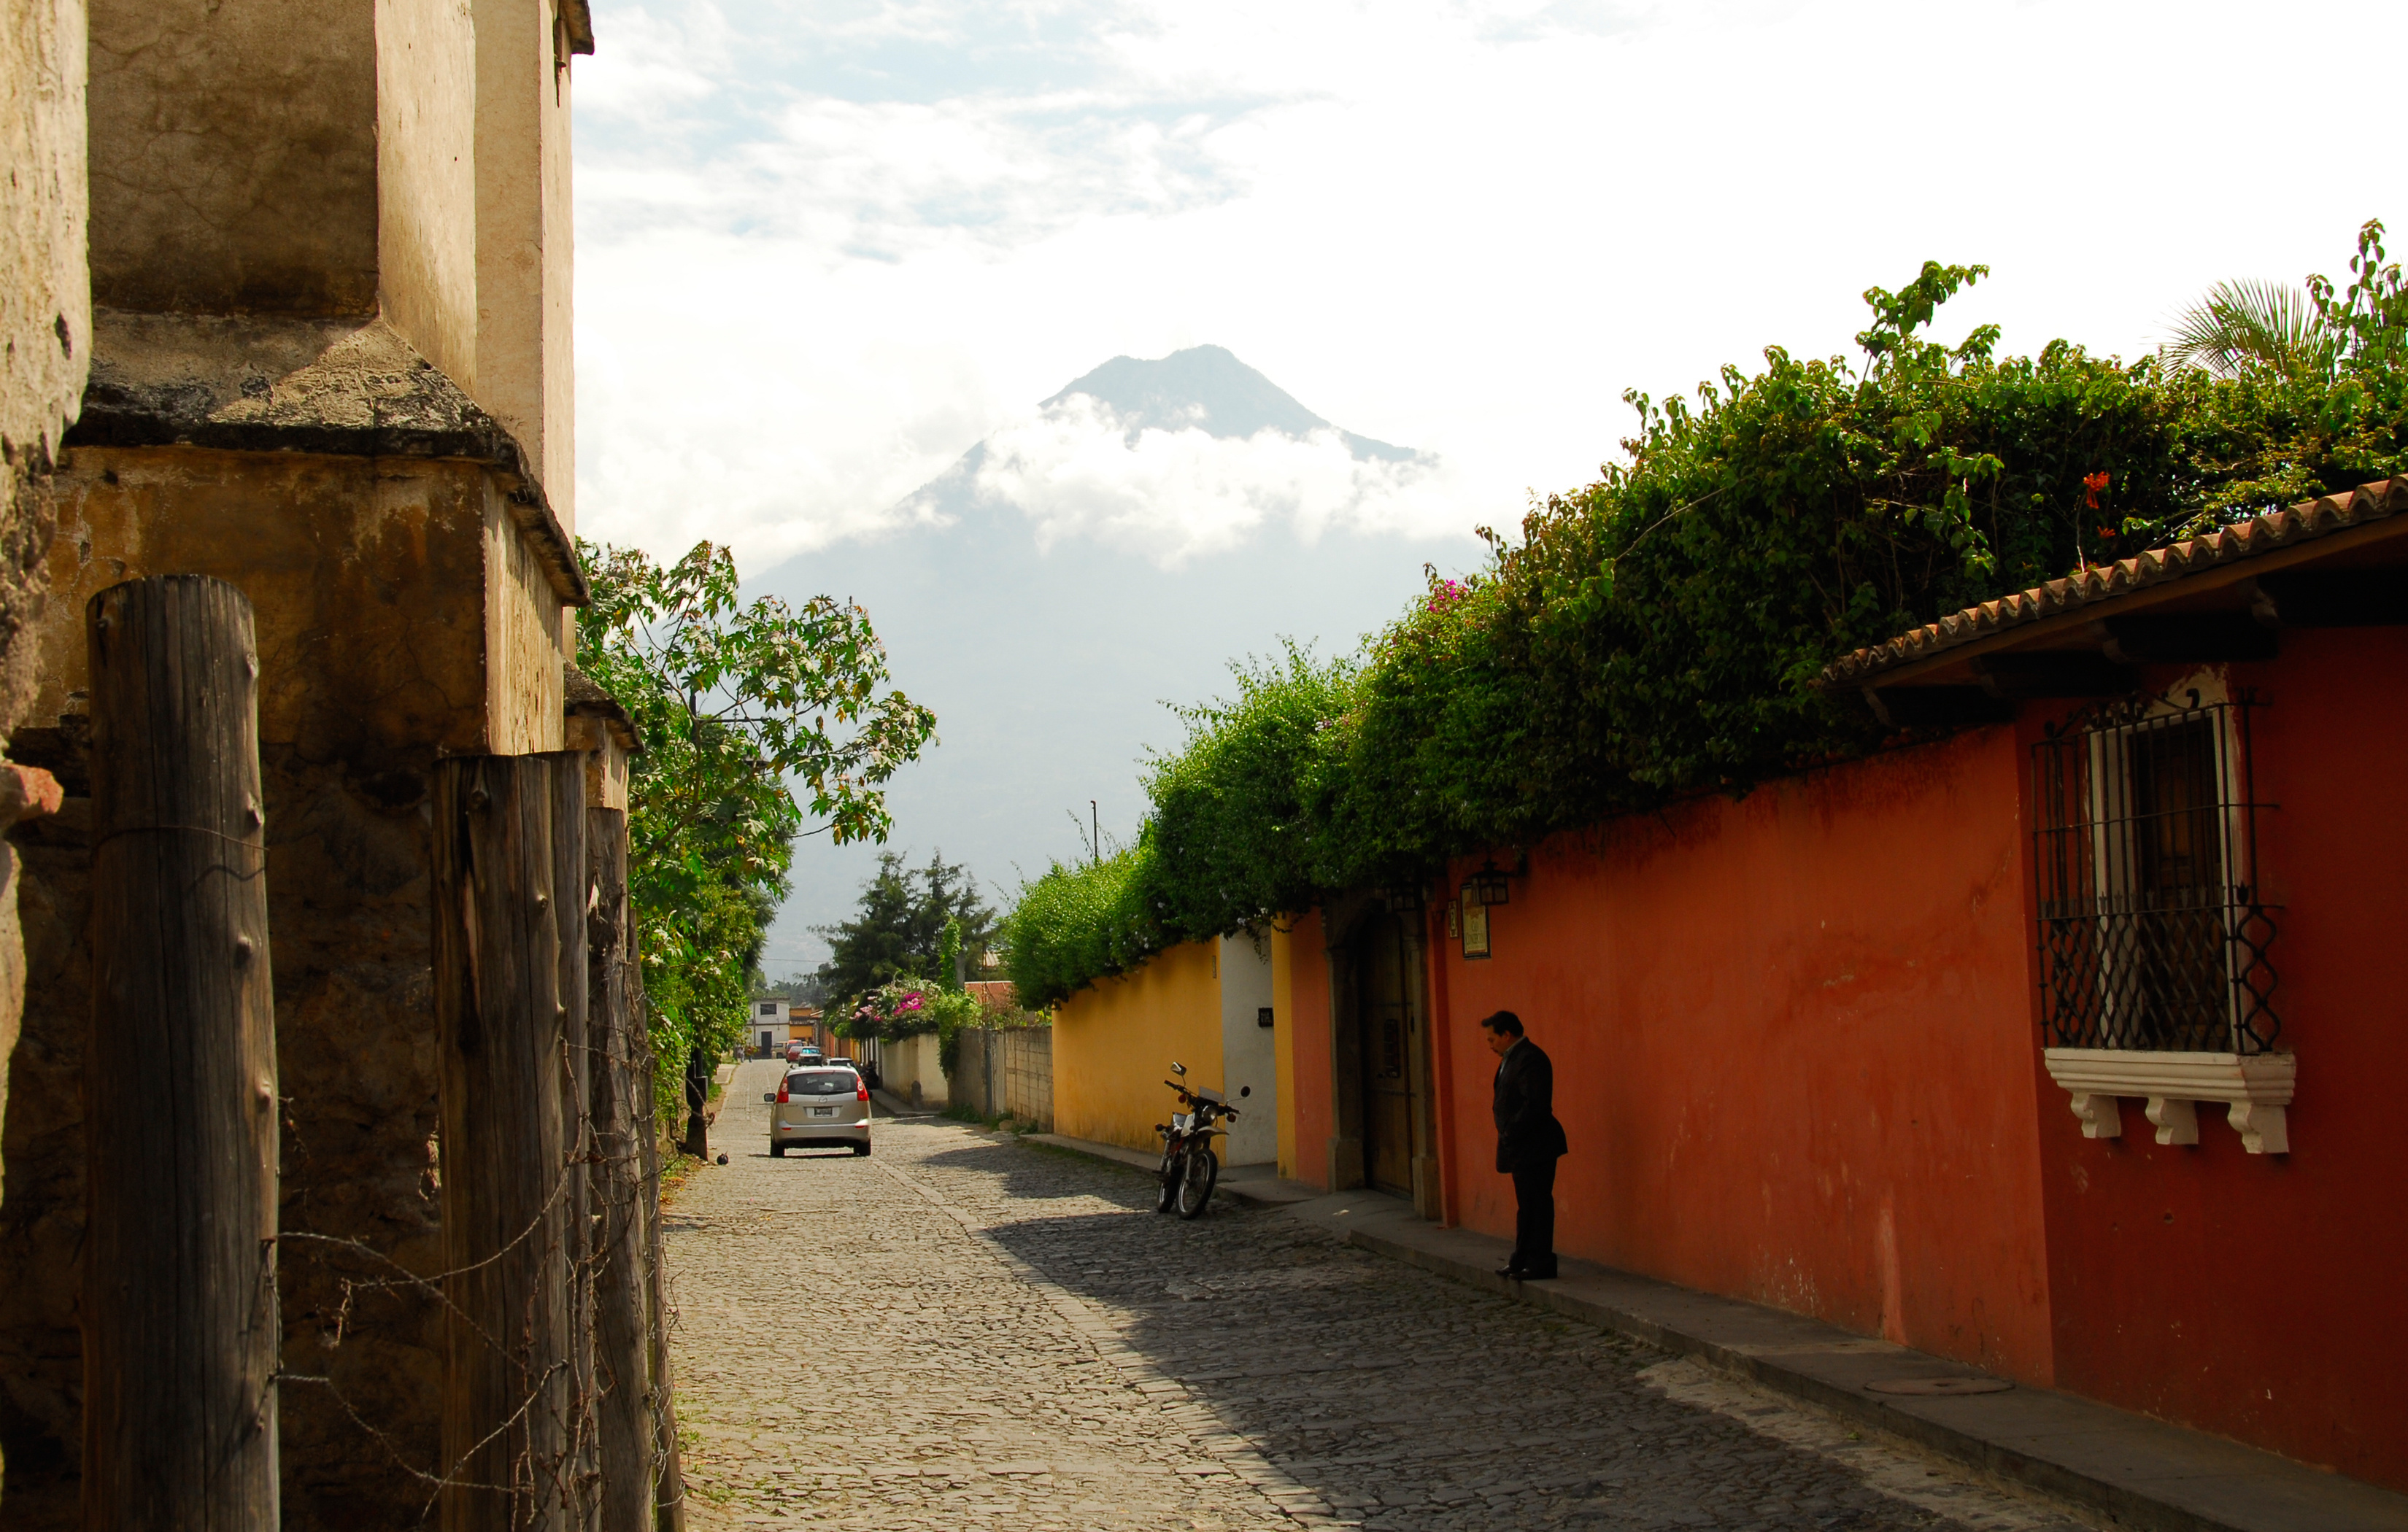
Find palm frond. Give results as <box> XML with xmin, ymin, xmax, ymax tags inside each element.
<box><xmin>2158</xmin><ymin>278</ymin><xmax>2339</xmax><ymax>382</ymax></box>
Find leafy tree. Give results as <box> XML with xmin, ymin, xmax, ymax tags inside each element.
<box><xmin>1142</xmin><ymin>642</ymin><xmax>1357</xmax><ymax>935</ymax></box>
<box><xmin>1000</xmin><ymin>843</ymin><xmax>1163</xmax><ymax>1009</ymax></box>
<box><xmin>576</xmin><ymin>539</ymin><xmax>936</xmax><ymax>1119</ymax></box>
<box><xmin>812</xmin><ymin>849</ymin><xmax>995</xmax><ymax>1013</ymax></box>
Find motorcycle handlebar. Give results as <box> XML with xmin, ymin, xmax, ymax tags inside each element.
<box><xmin>1162</xmin><ymin>1080</ymin><xmax>1241</xmax><ymax>1120</ymax></box>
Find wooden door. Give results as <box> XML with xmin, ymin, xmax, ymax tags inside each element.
<box><xmin>1357</xmin><ymin>913</ymin><xmax>1419</xmax><ymax>1196</ymax></box>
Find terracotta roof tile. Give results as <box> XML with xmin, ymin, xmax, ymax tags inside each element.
<box><xmin>1820</xmin><ymin>479</ymin><xmax>2408</xmax><ymax>687</ymax></box>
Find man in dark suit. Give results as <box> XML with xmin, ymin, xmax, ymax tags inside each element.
<box><xmin>1484</xmin><ymin>1010</ymin><xmax>1567</xmax><ymax>1280</ymax></box>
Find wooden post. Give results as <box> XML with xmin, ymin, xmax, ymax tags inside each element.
<box><xmin>83</xmin><ymin>575</ymin><xmax>279</xmax><ymax>1531</ymax></box>
<box><xmin>549</xmin><ymin>757</ymin><xmax>595</xmax><ymax>1528</ymax></box>
<box><xmin>433</xmin><ymin>756</ymin><xmax>569</xmax><ymax>1532</ymax></box>
<box><xmin>584</xmin><ymin>805</ymin><xmax>653</xmax><ymax>1532</ymax></box>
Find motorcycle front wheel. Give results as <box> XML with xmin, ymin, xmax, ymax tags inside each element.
<box><xmin>1175</xmin><ymin>1143</ymin><xmax>1219</xmax><ymax>1220</ymax></box>
<box><xmin>1155</xmin><ymin>1146</ymin><xmax>1180</xmax><ymax>1213</ymax></box>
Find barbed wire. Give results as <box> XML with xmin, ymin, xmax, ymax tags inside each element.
<box><xmin>271</xmin><ymin>1002</ymin><xmax>688</xmax><ymax>1526</ymax></box>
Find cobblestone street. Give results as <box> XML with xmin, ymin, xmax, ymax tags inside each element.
<box><xmin>663</xmin><ymin>1076</ymin><xmax>2091</xmax><ymax>1531</ymax></box>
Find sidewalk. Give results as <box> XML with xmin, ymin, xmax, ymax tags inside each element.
<box><xmin>871</xmin><ymin>1088</ymin><xmax>938</xmax><ymax>1118</ymax></box>
<box><xmin>1283</xmin><ymin>1188</ymin><xmax>2408</xmax><ymax>1532</ymax></box>
<box><xmin>1024</xmin><ymin>1131</ymin><xmax>1324</xmax><ymax>1209</ymax></box>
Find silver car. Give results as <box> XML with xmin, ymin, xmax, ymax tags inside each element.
<box><xmin>764</xmin><ymin>1066</ymin><xmax>872</xmax><ymax>1157</ymax></box>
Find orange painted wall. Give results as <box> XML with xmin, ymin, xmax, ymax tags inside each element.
<box><xmin>1427</xmin><ymin>727</ymin><xmax>2058</xmax><ymax>1382</ymax></box>
<box><xmin>1284</xmin><ymin>909</ymin><xmax>1335</xmax><ymax>1189</ymax></box>
<box><xmin>2030</xmin><ymin>635</ymin><xmax>2408</xmax><ymax>1489</ymax></box>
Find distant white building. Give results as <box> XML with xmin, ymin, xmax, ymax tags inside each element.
<box><xmin>746</xmin><ymin>997</ymin><xmax>830</xmax><ymax>1057</ymax></box>
<box><xmin>749</xmin><ymin>997</ymin><xmax>787</xmax><ymax>1057</ymax></box>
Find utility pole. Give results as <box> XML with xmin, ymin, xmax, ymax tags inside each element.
<box><xmin>1090</xmin><ymin>800</ymin><xmax>1098</xmax><ymax>866</ymax></box>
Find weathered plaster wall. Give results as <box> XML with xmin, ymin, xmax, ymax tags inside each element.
<box><xmin>2031</xmin><ymin>633</ymin><xmax>2408</xmax><ymax>1491</ymax></box>
<box><xmin>88</xmin><ymin>0</ymin><xmax>379</xmax><ymax>316</ymax></box>
<box><xmin>34</xmin><ymin>446</ymin><xmax>564</xmax><ymax>758</ymax></box>
<box><xmin>0</xmin><ymin>0</ymin><xmax>87</xmax><ymax>506</ymax></box>
<box><xmin>1051</xmin><ymin>940</ymin><xmax>1222</xmax><ymax>1154</ymax></box>
<box><xmin>0</xmin><ymin>7</ymin><xmax>86</xmax><ymax>1510</ymax></box>
<box><xmin>485</xmin><ymin>476</ymin><xmax>570</xmax><ymax>754</ymax></box>
<box><xmin>474</xmin><ymin>0</ymin><xmax>576</xmax><ymax>529</ymax></box>
<box><xmin>3</xmin><ymin>441</ymin><xmax>566</xmax><ymax>1524</ymax></box>
<box><xmin>0</xmin><ymin>0</ymin><xmax>86</xmax><ymax>727</ymax></box>
<box><xmin>376</xmin><ymin>0</ymin><xmax>479</xmax><ymax>389</ymax></box>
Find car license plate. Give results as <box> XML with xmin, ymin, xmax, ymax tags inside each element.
<box><xmin>811</xmin><ymin>1107</ymin><xmax>836</xmax><ymax>1118</ymax></box>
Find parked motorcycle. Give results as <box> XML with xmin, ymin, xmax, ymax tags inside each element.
<box><xmin>1154</xmin><ymin>1061</ymin><xmax>1237</xmax><ymax>1220</ymax></box>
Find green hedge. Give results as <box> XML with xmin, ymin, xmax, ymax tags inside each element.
<box><xmin>1006</xmin><ymin>242</ymin><xmax>2408</xmax><ymax>1003</ymax></box>
<box><xmin>999</xmin><ymin>846</ymin><xmax>1166</xmax><ymax>1010</ymax></box>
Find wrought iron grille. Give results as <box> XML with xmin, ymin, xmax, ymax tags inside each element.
<box><xmin>2031</xmin><ymin>690</ymin><xmax>2280</xmax><ymax>1053</ymax></box>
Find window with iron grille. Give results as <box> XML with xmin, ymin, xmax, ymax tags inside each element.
<box><xmin>2031</xmin><ymin>687</ymin><xmax>2279</xmax><ymax>1053</ymax></box>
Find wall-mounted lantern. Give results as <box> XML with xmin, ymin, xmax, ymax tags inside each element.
<box><xmin>1466</xmin><ymin>862</ymin><xmax>1510</xmax><ymax>907</ymax></box>
<box><xmin>1257</xmin><ymin>1006</ymin><xmax>1275</xmax><ymax>1029</ymax></box>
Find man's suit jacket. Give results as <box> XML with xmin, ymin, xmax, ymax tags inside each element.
<box><xmin>1492</xmin><ymin>1037</ymin><xmax>1569</xmax><ymax>1173</ymax></box>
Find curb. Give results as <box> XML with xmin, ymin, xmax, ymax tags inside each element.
<box><xmin>1305</xmin><ymin>1205</ymin><xmax>2408</xmax><ymax>1532</ymax></box>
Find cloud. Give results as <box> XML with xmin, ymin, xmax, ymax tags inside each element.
<box><xmin>571</xmin><ymin>0</ymin><xmax>2408</xmax><ymax>568</ymax></box>
<box><xmin>953</xmin><ymin>395</ymin><xmax>1464</xmax><ymax>565</ymax></box>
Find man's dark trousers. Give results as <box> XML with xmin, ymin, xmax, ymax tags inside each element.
<box><xmin>1511</xmin><ymin>1159</ymin><xmax>1557</xmax><ymax>1278</ymax></box>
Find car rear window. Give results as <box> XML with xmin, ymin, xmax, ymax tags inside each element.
<box><xmin>786</xmin><ymin>1069</ymin><xmax>855</xmax><ymax>1096</ymax></box>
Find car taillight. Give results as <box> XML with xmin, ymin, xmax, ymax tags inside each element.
<box><xmin>776</xmin><ymin>1086</ymin><xmax>790</xmax><ymax>1103</ymax></box>
<box><xmin>856</xmin><ymin>1086</ymin><xmax>869</xmax><ymax>1102</ymax></box>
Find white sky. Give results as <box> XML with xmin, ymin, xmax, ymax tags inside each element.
<box><xmin>572</xmin><ymin>0</ymin><xmax>2408</xmax><ymax>566</ymax></box>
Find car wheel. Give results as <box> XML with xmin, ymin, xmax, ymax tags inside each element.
<box><xmin>852</xmin><ymin>1142</ymin><xmax>871</xmax><ymax>1157</ymax></box>
<box><xmin>770</xmin><ymin>1142</ymin><xmax>785</xmax><ymax>1158</ymax></box>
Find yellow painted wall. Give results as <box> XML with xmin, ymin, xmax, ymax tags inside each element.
<box><xmin>1052</xmin><ymin>940</ymin><xmax>1223</xmax><ymax>1154</ymax></box>
<box><xmin>1270</xmin><ymin>923</ymin><xmax>1297</xmax><ymax>1180</ymax></box>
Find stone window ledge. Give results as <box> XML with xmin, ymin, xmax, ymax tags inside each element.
<box><xmin>2042</xmin><ymin>1048</ymin><xmax>2296</xmax><ymax>1154</ymax></box>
